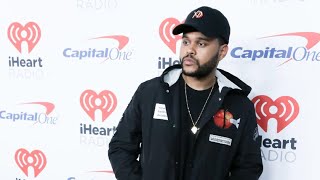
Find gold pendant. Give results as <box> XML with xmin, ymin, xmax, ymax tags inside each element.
<box><xmin>191</xmin><ymin>126</ymin><xmax>198</xmax><ymax>134</ymax></box>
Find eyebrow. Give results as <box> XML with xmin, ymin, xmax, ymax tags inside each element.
<box><xmin>182</xmin><ymin>34</ymin><xmax>213</xmax><ymax>42</ymax></box>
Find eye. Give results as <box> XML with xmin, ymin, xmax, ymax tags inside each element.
<box><xmin>182</xmin><ymin>39</ymin><xmax>190</xmax><ymax>45</ymax></box>
<box><xmin>198</xmin><ymin>42</ymin><xmax>206</xmax><ymax>47</ymax></box>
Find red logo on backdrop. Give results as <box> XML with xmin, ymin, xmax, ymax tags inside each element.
<box><xmin>80</xmin><ymin>90</ymin><xmax>117</xmax><ymax>122</ymax></box>
<box><xmin>15</xmin><ymin>148</ymin><xmax>47</xmax><ymax>178</ymax></box>
<box><xmin>21</xmin><ymin>102</ymin><xmax>55</xmax><ymax>115</ymax></box>
<box><xmin>261</xmin><ymin>32</ymin><xmax>320</xmax><ymax>51</ymax></box>
<box><xmin>252</xmin><ymin>95</ymin><xmax>299</xmax><ymax>133</ymax></box>
<box><xmin>159</xmin><ymin>18</ymin><xmax>182</xmax><ymax>54</ymax></box>
<box><xmin>260</xmin><ymin>32</ymin><xmax>320</xmax><ymax>66</ymax></box>
<box><xmin>89</xmin><ymin>35</ymin><xmax>129</xmax><ymax>50</ymax></box>
<box><xmin>8</xmin><ymin>22</ymin><xmax>41</xmax><ymax>53</ymax></box>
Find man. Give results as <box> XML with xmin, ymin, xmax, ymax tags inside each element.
<box><xmin>108</xmin><ymin>6</ymin><xmax>263</xmax><ymax>180</ymax></box>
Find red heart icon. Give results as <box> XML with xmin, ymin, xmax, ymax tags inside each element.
<box><xmin>159</xmin><ymin>18</ymin><xmax>182</xmax><ymax>54</ymax></box>
<box><xmin>8</xmin><ymin>22</ymin><xmax>41</xmax><ymax>53</ymax></box>
<box><xmin>80</xmin><ymin>90</ymin><xmax>117</xmax><ymax>122</ymax></box>
<box><xmin>252</xmin><ymin>95</ymin><xmax>299</xmax><ymax>133</ymax></box>
<box><xmin>15</xmin><ymin>148</ymin><xmax>47</xmax><ymax>178</ymax></box>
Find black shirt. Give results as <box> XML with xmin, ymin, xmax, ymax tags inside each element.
<box><xmin>178</xmin><ymin>75</ymin><xmax>218</xmax><ymax>180</ymax></box>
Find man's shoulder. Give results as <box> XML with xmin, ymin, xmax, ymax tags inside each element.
<box><xmin>224</xmin><ymin>91</ymin><xmax>254</xmax><ymax>108</ymax></box>
<box><xmin>138</xmin><ymin>76</ymin><xmax>162</xmax><ymax>91</ymax></box>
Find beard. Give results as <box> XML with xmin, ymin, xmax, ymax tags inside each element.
<box><xmin>181</xmin><ymin>52</ymin><xmax>219</xmax><ymax>79</ymax></box>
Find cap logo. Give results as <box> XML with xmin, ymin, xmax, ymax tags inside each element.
<box><xmin>192</xmin><ymin>10</ymin><xmax>203</xmax><ymax>19</ymax></box>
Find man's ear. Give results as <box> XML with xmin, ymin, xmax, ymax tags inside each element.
<box><xmin>218</xmin><ymin>44</ymin><xmax>229</xmax><ymax>61</ymax></box>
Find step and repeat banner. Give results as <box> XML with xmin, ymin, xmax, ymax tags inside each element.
<box><xmin>0</xmin><ymin>0</ymin><xmax>319</xmax><ymax>179</ymax></box>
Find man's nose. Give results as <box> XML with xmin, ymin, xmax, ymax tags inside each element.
<box><xmin>186</xmin><ymin>44</ymin><xmax>196</xmax><ymax>55</ymax></box>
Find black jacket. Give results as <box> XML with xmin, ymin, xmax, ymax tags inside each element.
<box><xmin>108</xmin><ymin>65</ymin><xmax>263</xmax><ymax>180</ymax></box>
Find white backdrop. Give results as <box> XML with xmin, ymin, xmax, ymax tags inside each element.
<box><xmin>1</xmin><ymin>0</ymin><xmax>319</xmax><ymax>179</ymax></box>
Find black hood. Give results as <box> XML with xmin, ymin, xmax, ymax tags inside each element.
<box><xmin>160</xmin><ymin>64</ymin><xmax>252</xmax><ymax>96</ymax></box>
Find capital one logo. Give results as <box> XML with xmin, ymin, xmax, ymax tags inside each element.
<box><xmin>7</xmin><ymin>22</ymin><xmax>41</xmax><ymax>53</ymax></box>
<box><xmin>80</xmin><ymin>90</ymin><xmax>117</xmax><ymax>122</ymax></box>
<box><xmin>252</xmin><ymin>95</ymin><xmax>299</xmax><ymax>133</ymax></box>
<box><xmin>15</xmin><ymin>148</ymin><xmax>46</xmax><ymax>178</ymax></box>
<box><xmin>22</xmin><ymin>101</ymin><xmax>55</xmax><ymax>115</ymax></box>
<box><xmin>90</xmin><ymin>35</ymin><xmax>129</xmax><ymax>50</ymax></box>
<box><xmin>159</xmin><ymin>18</ymin><xmax>182</xmax><ymax>54</ymax></box>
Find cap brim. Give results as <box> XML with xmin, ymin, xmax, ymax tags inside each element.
<box><xmin>172</xmin><ymin>24</ymin><xmax>199</xmax><ymax>35</ymax></box>
<box><xmin>172</xmin><ymin>23</ymin><xmax>215</xmax><ymax>39</ymax></box>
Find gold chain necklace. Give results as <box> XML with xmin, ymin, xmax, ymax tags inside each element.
<box><xmin>184</xmin><ymin>83</ymin><xmax>214</xmax><ymax>134</ymax></box>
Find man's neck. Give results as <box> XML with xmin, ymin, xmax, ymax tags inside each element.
<box><xmin>182</xmin><ymin>72</ymin><xmax>216</xmax><ymax>91</ymax></box>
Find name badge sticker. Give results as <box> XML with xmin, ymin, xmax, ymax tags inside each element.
<box><xmin>153</xmin><ymin>103</ymin><xmax>168</xmax><ymax>120</ymax></box>
<box><xmin>209</xmin><ymin>134</ymin><xmax>232</xmax><ymax>146</ymax></box>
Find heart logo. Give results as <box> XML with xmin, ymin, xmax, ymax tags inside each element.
<box><xmin>159</xmin><ymin>18</ymin><xmax>182</xmax><ymax>54</ymax></box>
<box><xmin>80</xmin><ymin>90</ymin><xmax>117</xmax><ymax>122</ymax></box>
<box><xmin>7</xmin><ymin>22</ymin><xmax>41</xmax><ymax>53</ymax></box>
<box><xmin>252</xmin><ymin>95</ymin><xmax>299</xmax><ymax>133</ymax></box>
<box><xmin>15</xmin><ymin>148</ymin><xmax>47</xmax><ymax>178</ymax></box>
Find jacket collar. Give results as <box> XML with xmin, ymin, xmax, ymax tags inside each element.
<box><xmin>161</xmin><ymin>64</ymin><xmax>252</xmax><ymax>96</ymax></box>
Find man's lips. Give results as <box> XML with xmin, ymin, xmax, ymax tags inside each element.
<box><xmin>183</xmin><ymin>57</ymin><xmax>196</xmax><ymax>66</ymax></box>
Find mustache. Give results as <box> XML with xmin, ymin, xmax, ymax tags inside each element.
<box><xmin>182</xmin><ymin>54</ymin><xmax>197</xmax><ymax>62</ymax></box>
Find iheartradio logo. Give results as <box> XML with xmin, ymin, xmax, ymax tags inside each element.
<box><xmin>252</xmin><ymin>95</ymin><xmax>299</xmax><ymax>133</ymax></box>
<box><xmin>8</xmin><ymin>22</ymin><xmax>41</xmax><ymax>53</ymax></box>
<box><xmin>159</xmin><ymin>18</ymin><xmax>183</xmax><ymax>54</ymax></box>
<box><xmin>15</xmin><ymin>148</ymin><xmax>47</xmax><ymax>178</ymax></box>
<box><xmin>80</xmin><ymin>90</ymin><xmax>117</xmax><ymax>122</ymax></box>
